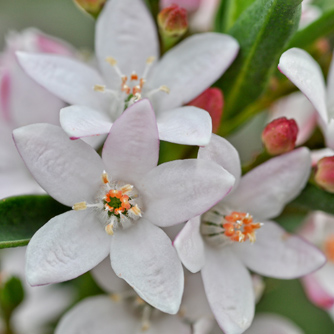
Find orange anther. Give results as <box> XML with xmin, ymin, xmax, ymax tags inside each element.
<box><xmin>132</xmin><ymin>85</ymin><xmax>141</xmax><ymax>95</ymax></box>
<box><xmin>131</xmin><ymin>73</ymin><xmax>138</xmax><ymax>81</ymax></box>
<box><xmin>325</xmin><ymin>235</ymin><xmax>334</xmax><ymax>262</ymax></box>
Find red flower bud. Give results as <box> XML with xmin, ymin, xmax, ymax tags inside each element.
<box><xmin>262</xmin><ymin>117</ymin><xmax>298</xmax><ymax>155</ymax></box>
<box><xmin>158</xmin><ymin>4</ymin><xmax>188</xmax><ymax>38</ymax></box>
<box><xmin>187</xmin><ymin>88</ymin><xmax>223</xmax><ymax>133</ymax></box>
<box><xmin>315</xmin><ymin>156</ymin><xmax>334</xmax><ymax>193</ymax></box>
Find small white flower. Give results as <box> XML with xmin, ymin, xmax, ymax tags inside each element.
<box><xmin>13</xmin><ymin>99</ymin><xmax>235</xmax><ymax>314</ymax></box>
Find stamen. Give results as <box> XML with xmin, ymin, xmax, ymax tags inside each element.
<box><xmin>324</xmin><ymin>235</ymin><xmax>334</xmax><ymax>262</ymax></box>
<box><xmin>129</xmin><ymin>204</ymin><xmax>142</xmax><ymax>217</ymax></box>
<box><xmin>94</xmin><ymin>84</ymin><xmax>106</xmax><ymax>92</ymax></box>
<box><xmin>142</xmin><ymin>56</ymin><xmax>155</xmax><ymax>79</ymax></box>
<box><xmin>147</xmin><ymin>85</ymin><xmax>170</xmax><ymax>98</ymax></box>
<box><xmin>131</xmin><ymin>72</ymin><xmax>138</xmax><ymax>81</ymax></box>
<box><xmin>72</xmin><ymin>201</ymin><xmax>87</xmax><ymax>211</ymax></box>
<box><xmin>102</xmin><ymin>171</ymin><xmax>110</xmax><ymax>184</ymax></box>
<box><xmin>106</xmin><ymin>56</ymin><xmax>124</xmax><ymax>78</ymax></box>
<box><xmin>141</xmin><ymin>305</ymin><xmax>151</xmax><ymax>331</ymax></box>
<box><xmin>105</xmin><ymin>223</ymin><xmax>114</xmax><ymax>235</ymax></box>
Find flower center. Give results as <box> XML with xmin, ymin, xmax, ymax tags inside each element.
<box><xmin>72</xmin><ymin>171</ymin><xmax>142</xmax><ymax>235</ymax></box>
<box><xmin>201</xmin><ymin>210</ymin><xmax>262</xmax><ymax>247</ymax></box>
<box><xmin>324</xmin><ymin>235</ymin><xmax>334</xmax><ymax>262</ymax></box>
<box><xmin>94</xmin><ymin>56</ymin><xmax>170</xmax><ymax>110</ymax></box>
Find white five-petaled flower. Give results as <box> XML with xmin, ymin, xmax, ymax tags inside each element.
<box><xmin>13</xmin><ymin>99</ymin><xmax>235</xmax><ymax>314</ymax></box>
<box><xmin>16</xmin><ymin>0</ymin><xmax>239</xmax><ymax>146</ymax></box>
<box><xmin>278</xmin><ymin>48</ymin><xmax>334</xmax><ymax>149</ymax></box>
<box><xmin>174</xmin><ymin>134</ymin><xmax>326</xmax><ymax>334</ymax></box>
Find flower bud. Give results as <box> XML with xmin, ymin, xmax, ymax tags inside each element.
<box><xmin>161</xmin><ymin>0</ymin><xmax>201</xmax><ymax>13</ymax></box>
<box><xmin>262</xmin><ymin>117</ymin><xmax>298</xmax><ymax>155</ymax></box>
<box><xmin>315</xmin><ymin>156</ymin><xmax>334</xmax><ymax>193</ymax></box>
<box><xmin>158</xmin><ymin>4</ymin><xmax>188</xmax><ymax>38</ymax></box>
<box><xmin>187</xmin><ymin>88</ymin><xmax>223</xmax><ymax>133</ymax></box>
<box><xmin>74</xmin><ymin>0</ymin><xmax>106</xmax><ymax>17</ymax></box>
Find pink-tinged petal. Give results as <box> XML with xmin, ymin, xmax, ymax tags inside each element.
<box><xmin>55</xmin><ymin>296</ymin><xmax>138</xmax><ymax>334</ymax></box>
<box><xmin>157</xmin><ymin>106</ymin><xmax>212</xmax><ymax>145</ymax></box>
<box><xmin>244</xmin><ymin>314</ymin><xmax>304</xmax><ymax>334</ymax></box>
<box><xmin>201</xmin><ymin>246</ymin><xmax>254</xmax><ymax>334</ymax></box>
<box><xmin>161</xmin><ymin>0</ymin><xmax>201</xmax><ymax>13</ymax></box>
<box><xmin>16</xmin><ymin>52</ymin><xmax>110</xmax><ymax>110</ymax></box>
<box><xmin>311</xmin><ymin>148</ymin><xmax>334</xmax><ymax>166</ymax></box>
<box><xmin>60</xmin><ymin>105</ymin><xmax>113</xmax><ymax>139</ymax></box>
<box><xmin>269</xmin><ymin>92</ymin><xmax>317</xmax><ymax>146</ymax></box>
<box><xmin>224</xmin><ymin>148</ymin><xmax>311</xmax><ymax>221</ymax></box>
<box><xmin>102</xmin><ymin>99</ymin><xmax>159</xmax><ymax>184</ymax></box>
<box><xmin>95</xmin><ymin>0</ymin><xmax>159</xmax><ymax>88</ymax></box>
<box><xmin>13</xmin><ymin>124</ymin><xmax>104</xmax><ymax>207</ymax></box>
<box><xmin>0</xmin><ymin>70</ymin><xmax>11</xmax><ymax>121</ymax></box>
<box><xmin>91</xmin><ymin>257</ymin><xmax>129</xmax><ymax>293</ymax></box>
<box><xmin>140</xmin><ymin>159</ymin><xmax>235</xmax><ymax>227</ymax></box>
<box><xmin>314</xmin><ymin>263</ymin><xmax>334</xmax><ymax>296</ymax></box>
<box><xmin>26</xmin><ymin>210</ymin><xmax>110</xmax><ymax>286</ymax></box>
<box><xmin>321</xmin><ymin>118</ymin><xmax>334</xmax><ymax>150</ymax></box>
<box><xmin>198</xmin><ymin>133</ymin><xmax>241</xmax><ymax>187</ymax></box>
<box><xmin>302</xmin><ymin>273</ymin><xmax>334</xmax><ymax>309</ymax></box>
<box><xmin>149</xmin><ymin>33</ymin><xmax>239</xmax><ymax>112</ymax></box>
<box><xmin>149</xmin><ymin>314</ymin><xmax>192</xmax><ymax>334</ymax></box>
<box><xmin>326</xmin><ymin>52</ymin><xmax>334</xmax><ymax>119</ymax></box>
<box><xmin>233</xmin><ymin>222</ymin><xmax>326</xmax><ymax>279</ymax></box>
<box><xmin>174</xmin><ymin>216</ymin><xmax>206</xmax><ymax>273</ymax></box>
<box><xmin>110</xmin><ymin>219</ymin><xmax>184</xmax><ymax>314</ymax></box>
<box><xmin>278</xmin><ymin>48</ymin><xmax>328</xmax><ymax>123</ymax></box>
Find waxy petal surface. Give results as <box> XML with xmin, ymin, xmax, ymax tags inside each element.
<box><xmin>140</xmin><ymin>159</ymin><xmax>235</xmax><ymax>227</ymax></box>
<box><xmin>279</xmin><ymin>48</ymin><xmax>328</xmax><ymax>123</ymax></box>
<box><xmin>198</xmin><ymin>134</ymin><xmax>241</xmax><ymax>187</ymax></box>
<box><xmin>13</xmin><ymin>124</ymin><xmax>104</xmax><ymax>206</ymax></box>
<box><xmin>201</xmin><ymin>246</ymin><xmax>254</xmax><ymax>334</ymax></box>
<box><xmin>60</xmin><ymin>105</ymin><xmax>112</xmax><ymax>139</ymax></box>
<box><xmin>326</xmin><ymin>52</ymin><xmax>334</xmax><ymax>120</ymax></box>
<box><xmin>157</xmin><ymin>106</ymin><xmax>212</xmax><ymax>146</ymax></box>
<box><xmin>224</xmin><ymin>148</ymin><xmax>311</xmax><ymax>221</ymax></box>
<box><xmin>95</xmin><ymin>0</ymin><xmax>159</xmax><ymax>88</ymax></box>
<box><xmin>149</xmin><ymin>33</ymin><xmax>239</xmax><ymax>112</ymax></box>
<box><xmin>55</xmin><ymin>296</ymin><xmax>138</xmax><ymax>334</ymax></box>
<box><xmin>16</xmin><ymin>52</ymin><xmax>109</xmax><ymax>110</ymax></box>
<box><xmin>233</xmin><ymin>222</ymin><xmax>326</xmax><ymax>279</ymax></box>
<box><xmin>110</xmin><ymin>219</ymin><xmax>183</xmax><ymax>314</ymax></box>
<box><xmin>102</xmin><ymin>99</ymin><xmax>159</xmax><ymax>184</ymax></box>
<box><xmin>174</xmin><ymin>216</ymin><xmax>206</xmax><ymax>273</ymax></box>
<box><xmin>26</xmin><ymin>210</ymin><xmax>110</xmax><ymax>286</ymax></box>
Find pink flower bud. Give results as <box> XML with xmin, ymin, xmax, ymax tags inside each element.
<box><xmin>262</xmin><ymin>117</ymin><xmax>298</xmax><ymax>155</ymax></box>
<box><xmin>158</xmin><ymin>4</ymin><xmax>188</xmax><ymax>37</ymax></box>
<box><xmin>315</xmin><ymin>156</ymin><xmax>334</xmax><ymax>193</ymax></box>
<box><xmin>187</xmin><ymin>88</ymin><xmax>223</xmax><ymax>133</ymax></box>
<box><xmin>161</xmin><ymin>0</ymin><xmax>201</xmax><ymax>13</ymax></box>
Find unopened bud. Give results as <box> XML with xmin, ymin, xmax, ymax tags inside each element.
<box><xmin>158</xmin><ymin>4</ymin><xmax>188</xmax><ymax>38</ymax></box>
<box><xmin>315</xmin><ymin>156</ymin><xmax>334</xmax><ymax>193</ymax></box>
<box><xmin>74</xmin><ymin>0</ymin><xmax>106</xmax><ymax>17</ymax></box>
<box><xmin>262</xmin><ymin>117</ymin><xmax>298</xmax><ymax>155</ymax></box>
<box><xmin>187</xmin><ymin>88</ymin><xmax>223</xmax><ymax>133</ymax></box>
<box><xmin>161</xmin><ymin>0</ymin><xmax>201</xmax><ymax>13</ymax></box>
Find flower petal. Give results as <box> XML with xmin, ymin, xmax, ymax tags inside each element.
<box><xmin>157</xmin><ymin>106</ymin><xmax>212</xmax><ymax>146</ymax></box>
<box><xmin>201</xmin><ymin>246</ymin><xmax>254</xmax><ymax>334</ymax></box>
<box><xmin>278</xmin><ymin>48</ymin><xmax>328</xmax><ymax>123</ymax></box>
<box><xmin>95</xmin><ymin>0</ymin><xmax>159</xmax><ymax>88</ymax></box>
<box><xmin>244</xmin><ymin>314</ymin><xmax>304</xmax><ymax>334</ymax></box>
<box><xmin>326</xmin><ymin>52</ymin><xmax>334</xmax><ymax>120</ymax></box>
<box><xmin>26</xmin><ymin>210</ymin><xmax>110</xmax><ymax>286</ymax></box>
<box><xmin>224</xmin><ymin>148</ymin><xmax>311</xmax><ymax>221</ymax></box>
<box><xmin>13</xmin><ymin>124</ymin><xmax>104</xmax><ymax>206</ymax></box>
<box><xmin>174</xmin><ymin>216</ymin><xmax>206</xmax><ymax>273</ymax></box>
<box><xmin>198</xmin><ymin>133</ymin><xmax>241</xmax><ymax>187</ymax></box>
<box><xmin>16</xmin><ymin>52</ymin><xmax>110</xmax><ymax>110</ymax></box>
<box><xmin>233</xmin><ymin>222</ymin><xmax>326</xmax><ymax>279</ymax></box>
<box><xmin>102</xmin><ymin>99</ymin><xmax>159</xmax><ymax>184</ymax></box>
<box><xmin>91</xmin><ymin>257</ymin><xmax>129</xmax><ymax>293</ymax></box>
<box><xmin>140</xmin><ymin>159</ymin><xmax>235</xmax><ymax>227</ymax></box>
<box><xmin>149</xmin><ymin>33</ymin><xmax>239</xmax><ymax>112</ymax></box>
<box><xmin>60</xmin><ymin>105</ymin><xmax>113</xmax><ymax>139</ymax></box>
<box><xmin>55</xmin><ymin>296</ymin><xmax>138</xmax><ymax>334</ymax></box>
<box><xmin>110</xmin><ymin>219</ymin><xmax>184</xmax><ymax>314</ymax></box>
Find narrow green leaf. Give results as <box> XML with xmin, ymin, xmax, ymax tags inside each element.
<box><xmin>289</xmin><ymin>183</ymin><xmax>334</xmax><ymax>215</ymax></box>
<box><xmin>214</xmin><ymin>0</ymin><xmax>256</xmax><ymax>33</ymax></box>
<box><xmin>217</xmin><ymin>0</ymin><xmax>302</xmax><ymax>121</ymax></box>
<box><xmin>0</xmin><ymin>195</ymin><xmax>68</xmax><ymax>249</ymax></box>
<box><xmin>287</xmin><ymin>8</ymin><xmax>334</xmax><ymax>50</ymax></box>
<box><xmin>0</xmin><ymin>276</ymin><xmax>25</xmax><ymax>316</ymax></box>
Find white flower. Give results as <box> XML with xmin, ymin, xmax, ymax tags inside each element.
<box><xmin>13</xmin><ymin>99</ymin><xmax>235</xmax><ymax>314</ymax></box>
<box><xmin>174</xmin><ymin>134</ymin><xmax>326</xmax><ymax>334</ymax></box>
<box><xmin>0</xmin><ymin>28</ymin><xmax>75</xmax><ymax>199</ymax></box>
<box><xmin>16</xmin><ymin>0</ymin><xmax>239</xmax><ymax>146</ymax></box>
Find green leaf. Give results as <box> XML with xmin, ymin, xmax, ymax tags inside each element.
<box><xmin>216</xmin><ymin>0</ymin><xmax>302</xmax><ymax>122</ymax></box>
<box><xmin>0</xmin><ymin>276</ymin><xmax>25</xmax><ymax>317</ymax></box>
<box><xmin>214</xmin><ymin>0</ymin><xmax>256</xmax><ymax>33</ymax></box>
<box><xmin>289</xmin><ymin>183</ymin><xmax>334</xmax><ymax>215</ymax></box>
<box><xmin>0</xmin><ymin>195</ymin><xmax>68</xmax><ymax>249</ymax></box>
<box><xmin>287</xmin><ymin>8</ymin><xmax>334</xmax><ymax>51</ymax></box>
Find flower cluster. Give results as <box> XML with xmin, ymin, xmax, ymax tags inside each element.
<box><xmin>1</xmin><ymin>0</ymin><xmax>334</xmax><ymax>333</ymax></box>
